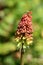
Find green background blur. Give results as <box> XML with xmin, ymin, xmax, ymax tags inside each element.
<box><xmin>0</xmin><ymin>0</ymin><xmax>43</xmax><ymax>65</ymax></box>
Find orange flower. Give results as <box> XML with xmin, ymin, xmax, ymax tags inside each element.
<box><xmin>15</xmin><ymin>11</ymin><xmax>33</xmax><ymax>46</ymax></box>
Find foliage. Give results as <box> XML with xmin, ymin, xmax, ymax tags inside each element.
<box><xmin>0</xmin><ymin>0</ymin><xmax>43</xmax><ymax>65</ymax></box>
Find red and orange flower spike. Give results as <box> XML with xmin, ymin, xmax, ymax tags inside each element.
<box><xmin>15</xmin><ymin>11</ymin><xmax>33</xmax><ymax>46</ymax></box>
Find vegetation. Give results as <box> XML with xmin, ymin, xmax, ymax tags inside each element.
<box><xmin>0</xmin><ymin>0</ymin><xmax>43</xmax><ymax>65</ymax></box>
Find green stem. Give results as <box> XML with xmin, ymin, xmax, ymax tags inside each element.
<box><xmin>21</xmin><ymin>43</ymin><xmax>24</xmax><ymax>65</ymax></box>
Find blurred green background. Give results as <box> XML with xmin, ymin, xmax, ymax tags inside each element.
<box><xmin>0</xmin><ymin>0</ymin><xmax>43</xmax><ymax>65</ymax></box>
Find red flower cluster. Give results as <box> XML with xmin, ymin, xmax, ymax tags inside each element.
<box><xmin>15</xmin><ymin>11</ymin><xmax>33</xmax><ymax>45</ymax></box>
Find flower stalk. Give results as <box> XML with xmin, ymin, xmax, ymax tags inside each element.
<box><xmin>21</xmin><ymin>42</ymin><xmax>24</xmax><ymax>65</ymax></box>
<box><xmin>15</xmin><ymin>11</ymin><xmax>33</xmax><ymax>65</ymax></box>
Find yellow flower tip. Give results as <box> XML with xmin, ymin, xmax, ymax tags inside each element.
<box><xmin>22</xmin><ymin>37</ymin><xmax>26</xmax><ymax>40</ymax></box>
<box><xmin>15</xmin><ymin>38</ymin><xmax>19</xmax><ymax>42</ymax></box>
<box><xmin>26</xmin><ymin>38</ymin><xmax>33</xmax><ymax>45</ymax></box>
